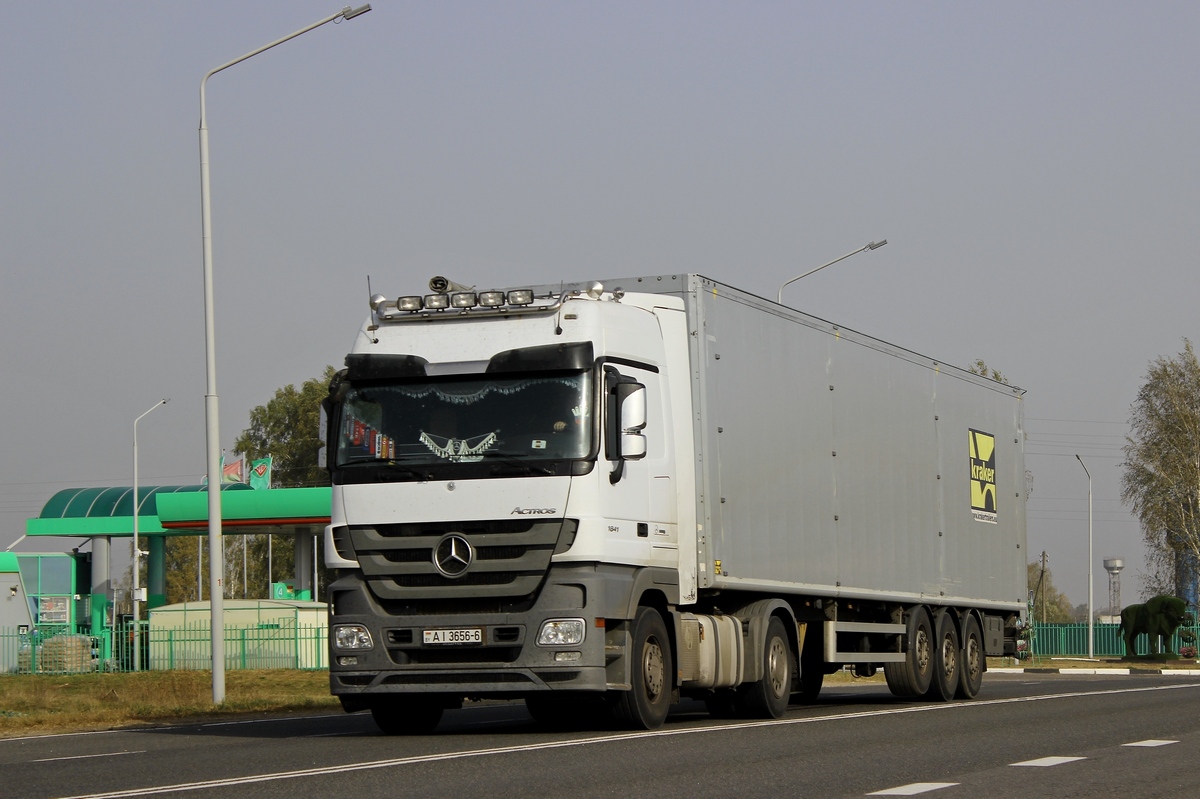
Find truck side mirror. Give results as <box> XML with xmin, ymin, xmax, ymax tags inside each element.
<box><xmin>620</xmin><ymin>385</ymin><xmax>647</xmax><ymax>460</ymax></box>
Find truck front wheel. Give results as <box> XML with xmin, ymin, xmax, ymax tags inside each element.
<box><xmin>612</xmin><ymin>607</ymin><xmax>673</xmax><ymax>730</ymax></box>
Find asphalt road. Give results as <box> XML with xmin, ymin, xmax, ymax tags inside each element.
<box><xmin>3</xmin><ymin>674</ymin><xmax>1198</xmax><ymax>799</ymax></box>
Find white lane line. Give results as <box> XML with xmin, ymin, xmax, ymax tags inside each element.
<box><xmin>1123</xmin><ymin>739</ymin><xmax>1178</xmax><ymax>747</ymax></box>
<box><xmin>1012</xmin><ymin>756</ymin><xmax>1086</xmax><ymax>767</ymax></box>
<box><xmin>33</xmin><ymin>751</ymin><xmax>146</xmax><ymax>763</ymax></box>
<box><xmin>52</xmin><ymin>681</ymin><xmax>1200</xmax><ymax>799</ymax></box>
<box><xmin>868</xmin><ymin>782</ymin><xmax>959</xmax><ymax>795</ymax></box>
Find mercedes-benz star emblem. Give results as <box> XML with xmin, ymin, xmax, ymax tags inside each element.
<box><xmin>433</xmin><ymin>533</ymin><xmax>474</xmax><ymax>578</ymax></box>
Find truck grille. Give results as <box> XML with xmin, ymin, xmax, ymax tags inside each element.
<box><xmin>348</xmin><ymin>519</ymin><xmax>574</xmax><ymax>601</ymax></box>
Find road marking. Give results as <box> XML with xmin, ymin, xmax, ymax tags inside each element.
<box><xmin>1123</xmin><ymin>739</ymin><xmax>1177</xmax><ymax>747</ymax></box>
<box><xmin>51</xmin><ymin>681</ymin><xmax>1200</xmax><ymax>799</ymax></box>
<box><xmin>1012</xmin><ymin>756</ymin><xmax>1086</xmax><ymax>767</ymax></box>
<box><xmin>868</xmin><ymin>783</ymin><xmax>959</xmax><ymax>795</ymax></box>
<box><xmin>33</xmin><ymin>751</ymin><xmax>146</xmax><ymax>763</ymax></box>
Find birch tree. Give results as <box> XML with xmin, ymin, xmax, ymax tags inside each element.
<box><xmin>1121</xmin><ymin>340</ymin><xmax>1200</xmax><ymax>600</ymax></box>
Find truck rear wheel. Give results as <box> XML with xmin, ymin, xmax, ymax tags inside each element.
<box><xmin>734</xmin><ymin>616</ymin><xmax>792</xmax><ymax>719</ymax></box>
<box><xmin>956</xmin><ymin>614</ymin><xmax>984</xmax><ymax>699</ymax></box>
<box><xmin>612</xmin><ymin>607</ymin><xmax>673</xmax><ymax>730</ymax></box>
<box><xmin>926</xmin><ymin>609</ymin><xmax>960</xmax><ymax>702</ymax></box>
<box><xmin>884</xmin><ymin>606</ymin><xmax>933</xmax><ymax>698</ymax></box>
<box><xmin>369</xmin><ymin>696</ymin><xmax>444</xmax><ymax>735</ymax></box>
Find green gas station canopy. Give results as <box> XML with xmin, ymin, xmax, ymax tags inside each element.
<box><xmin>26</xmin><ymin>484</ymin><xmax>330</xmax><ymax>537</ymax></box>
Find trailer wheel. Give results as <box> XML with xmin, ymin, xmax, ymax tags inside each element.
<box><xmin>926</xmin><ymin>609</ymin><xmax>960</xmax><ymax>702</ymax></box>
<box><xmin>956</xmin><ymin>614</ymin><xmax>984</xmax><ymax>699</ymax></box>
<box><xmin>884</xmin><ymin>606</ymin><xmax>933</xmax><ymax>698</ymax></box>
<box><xmin>734</xmin><ymin>616</ymin><xmax>792</xmax><ymax>719</ymax></box>
<box><xmin>369</xmin><ymin>696</ymin><xmax>443</xmax><ymax>735</ymax></box>
<box><xmin>612</xmin><ymin>607</ymin><xmax>673</xmax><ymax>730</ymax></box>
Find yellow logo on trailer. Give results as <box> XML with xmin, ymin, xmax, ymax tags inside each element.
<box><xmin>969</xmin><ymin>429</ymin><xmax>997</xmax><ymax>524</ymax></box>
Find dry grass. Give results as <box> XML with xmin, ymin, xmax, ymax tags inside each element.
<box><xmin>0</xmin><ymin>670</ymin><xmax>339</xmax><ymax>738</ymax></box>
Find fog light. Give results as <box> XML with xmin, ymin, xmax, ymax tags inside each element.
<box><xmin>337</xmin><ymin>656</ymin><xmax>359</xmax><ymax>666</ymax></box>
<box><xmin>478</xmin><ymin>291</ymin><xmax>505</xmax><ymax>307</ymax></box>
<box><xmin>424</xmin><ymin>294</ymin><xmax>450</xmax><ymax>309</ymax></box>
<box><xmin>554</xmin><ymin>651</ymin><xmax>582</xmax><ymax>663</ymax></box>
<box><xmin>507</xmin><ymin>289</ymin><xmax>534</xmax><ymax>306</ymax></box>
<box><xmin>333</xmin><ymin>624</ymin><xmax>374</xmax><ymax>650</ymax></box>
<box><xmin>396</xmin><ymin>296</ymin><xmax>423</xmax><ymax>311</ymax></box>
<box><xmin>537</xmin><ymin>619</ymin><xmax>585</xmax><ymax>646</ymax></box>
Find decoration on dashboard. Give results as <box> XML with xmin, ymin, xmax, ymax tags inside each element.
<box><xmin>419</xmin><ymin>431</ymin><xmax>498</xmax><ymax>462</ymax></box>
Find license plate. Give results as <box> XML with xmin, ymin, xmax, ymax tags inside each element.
<box><xmin>423</xmin><ymin>627</ymin><xmax>483</xmax><ymax>645</ymax></box>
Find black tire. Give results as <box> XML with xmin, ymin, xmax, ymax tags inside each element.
<box><xmin>612</xmin><ymin>607</ymin><xmax>673</xmax><ymax>730</ymax></box>
<box><xmin>926</xmin><ymin>609</ymin><xmax>960</xmax><ymax>702</ymax></box>
<box><xmin>369</xmin><ymin>696</ymin><xmax>444</xmax><ymax>735</ymax></box>
<box><xmin>884</xmin><ymin>606</ymin><xmax>934</xmax><ymax>698</ymax></box>
<box><xmin>956</xmin><ymin>614</ymin><xmax>985</xmax><ymax>700</ymax></box>
<box><xmin>794</xmin><ymin>629</ymin><xmax>824</xmax><ymax>704</ymax></box>
<box><xmin>734</xmin><ymin>616</ymin><xmax>792</xmax><ymax>719</ymax></box>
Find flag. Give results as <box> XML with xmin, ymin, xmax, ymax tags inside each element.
<box><xmin>221</xmin><ymin>456</ymin><xmax>244</xmax><ymax>483</ymax></box>
<box><xmin>249</xmin><ymin>456</ymin><xmax>273</xmax><ymax>490</ymax></box>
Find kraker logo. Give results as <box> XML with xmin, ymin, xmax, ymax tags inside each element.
<box><xmin>969</xmin><ymin>428</ymin><xmax>998</xmax><ymax>524</ymax></box>
<box><xmin>511</xmin><ymin>507</ymin><xmax>557</xmax><ymax>515</ymax></box>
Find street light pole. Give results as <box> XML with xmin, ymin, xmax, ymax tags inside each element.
<box><xmin>777</xmin><ymin>240</ymin><xmax>888</xmax><ymax>305</ymax></box>
<box><xmin>199</xmin><ymin>3</ymin><xmax>372</xmax><ymax>704</ymax></box>
<box><xmin>132</xmin><ymin>398</ymin><xmax>168</xmax><ymax>672</ymax></box>
<box><xmin>1076</xmin><ymin>454</ymin><xmax>1094</xmax><ymax>659</ymax></box>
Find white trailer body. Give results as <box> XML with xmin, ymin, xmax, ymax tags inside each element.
<box><xmin>325</xmin><ymin>274</ymin><xmax>1027</xmax><ymax>732</ymax></box>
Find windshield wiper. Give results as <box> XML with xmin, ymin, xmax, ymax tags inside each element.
<box><xmin>485</xmin><ymin>454</ymin><xmax>555</xmax><ymax>476</ymax></box>
<box><xmin>340</xmin><ymin>457</ymin><xmax>432</xmax><ymax>481</ymax></box>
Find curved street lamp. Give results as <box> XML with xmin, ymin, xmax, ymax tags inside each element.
<box><xmin>132</xmin><ymin>398</ymin><xmax>168</xmax><ymax>672</ymax></box>
<box><xmin>199</xmin><ymin>3</ymin><xmax>372</xmax><ymax>703</ymax></box>
<box><xmin>777</xmin><ymin>240</ymin><xmax>887</xmax><ymax>305</ymax></box>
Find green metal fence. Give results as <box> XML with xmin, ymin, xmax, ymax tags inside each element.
<box><xmin>1</xmin><ymin>622</ymin><xmax>328</xmax><ymax>674</ymax></box>
<box><xmin>1027</xmin><ymin>622</ymin><xmax>1200</xmax><ymax>658</ymax></box>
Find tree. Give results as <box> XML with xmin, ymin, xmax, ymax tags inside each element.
<box><xmin>1028</xmin><ymin>559</ymin><xmax>1074</xmax><ymax>623</ymax></box>
<box><xmin>1121</xmin><ymin>340</ymin><xmax>1200</xmax><ymax>602</ymax></box>
<box><xmin>234</xmin><ymin>365</ymin><xmax>337</xmax><ymax>489</ymax></box>
<box><xmin>191</xmin><ymin>366</ymin><xmax>340</xmax><ymax>601</ymax></box>
<box><xmin>968</xmin><ymin>358</ymin><xmax>1010</xmax><ymax>385</ymax></box>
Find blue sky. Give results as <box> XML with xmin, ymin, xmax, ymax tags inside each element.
<box><xmin>3</xmin><ymin>1</ymin><xmax>1197</xmax><ymax>607</ymax></box>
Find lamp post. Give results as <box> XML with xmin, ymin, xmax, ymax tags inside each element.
<box><xmin>1076</xmin><ymin>454</ymin><xmax>1094</xmax><ymax>658</ymax></box>
<box><xmin>199</xmin><ymin>3</ymin><xmax>372</xmax><ymax>703</ymax></box>
<box><xmin>777</xmin><ymin>240</ymin><xmax>888</xmax><ymax>305</ymax></box>
<box><xmin>132</xmin><ymin>398</ymin><xmax>169</xmax><ymax>672</ymax></box>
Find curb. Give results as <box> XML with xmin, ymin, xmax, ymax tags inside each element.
<box><xmin>989</xmin><ymin>667</ymin><xmax>1200</xmax><ymax>676</ymax></box>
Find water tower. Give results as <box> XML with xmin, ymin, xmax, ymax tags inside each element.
<box><xmin>1104</xmin><ymin>557</ymin><xmax>1124</xmax><ymax>616</ymax></box>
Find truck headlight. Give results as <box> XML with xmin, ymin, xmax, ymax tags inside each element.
<box><xmin>333</xmin><ymin>624</ymin><xmax>374</xmax><ymax>650</ymax></box>
<box><xmin>537</xmin><ymin>619</ymin><xmax>585</xmax><ymax>646</ymax></box>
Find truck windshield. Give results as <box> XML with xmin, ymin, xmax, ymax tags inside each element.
<box><xmin>335</xmin><ymin>371</ymin><xmax>592</xmax><ymax>471</ymax></box>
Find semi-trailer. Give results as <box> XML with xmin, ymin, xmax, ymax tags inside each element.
<box><xmin>323</xmin><ymin>273</ymin><xmax>1027</xmax><ymax>733</ymax></box>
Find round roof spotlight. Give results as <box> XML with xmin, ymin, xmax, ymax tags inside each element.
<box><xmin>585</xmin><ymin>281</ymin><xmax>604</xmax><ymax>300</ymax></box>
<box><xmin>369</xmin><ymin>294</ymin><xmax>389</xmax><ymax>312</ymax></box>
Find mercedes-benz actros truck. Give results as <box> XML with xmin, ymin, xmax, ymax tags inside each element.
<box><xmin>323</xmin><ymin>274</ymin><xmax>1027</xmax><ymax>733</ymax></box>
